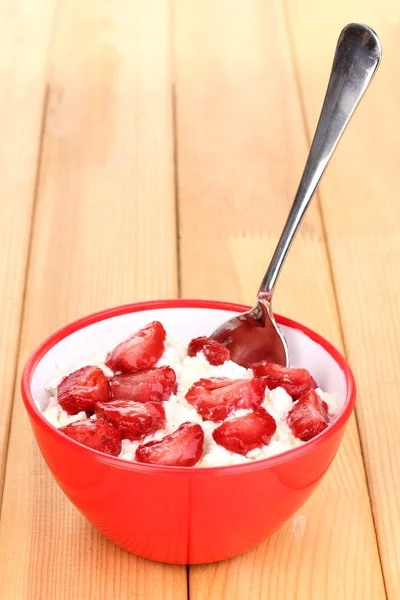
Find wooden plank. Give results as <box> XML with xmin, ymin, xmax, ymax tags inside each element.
<box><xmin>0</xmin><ymin>0</ymin><xmax>186</xmax><ymax>599</ymax></box>
<box><xmin>284</xmin><ymin>2</ymin><xmax>400</xmax><ymax>597</ymax></box>
<box><xmin>0</xmin><ymin>0</ymin><xmax>56</xmax><ymax>498</ymax></box>
<box><xmin>174</xmin><ymin>0</ymin><xmax>386</xmax><ymax>598</ymax></box>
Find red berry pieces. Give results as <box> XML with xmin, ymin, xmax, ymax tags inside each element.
<box><xmin>287</xmin><ymin>390</ymin><xmax>329</xmax><ymax>441</ymax></box>
<box><xmin>252</xmin><ymin>361</ymin><xmax>317</xmax><ymax>399</ymax></box>
<box><xmin>187</xmin><ymin>336</ymin><xmax>230</xmax><ymax>366</ymax></box>
<box><xmin>321</xmin><ymin>400</ymin><xmax>329</xmax><ymax>414</ymax></box>
<box><xmin>58</xmin><ymin>366</ymin><xmax>110</xmax><ymax>415</ymax></box>
<box><xmin>95</xmin><ymin>400</ymin><xmax>166</xmax><ymax>440</ymax></box>
<box><xmin>213</xmin><ymin>407</ymin><xmax>277</xmax><ymax>455</ymax></box>
<box><xmin>59</xmin><ymin>418</ymin><xmax>122</xmax><ymax>456</ymax></box>
<box><xmin>110</xmin><ymin>367</ymin><xmax>176</xmax><ymax>403</ymax></box>
<box><xmin>185</xmin><ymin>377</ymin><xmax>266</xmax><ymax>422</ymax></box>
<box><xmin>106</xmin><ymin>321</ymin><xmax>166</xmax><ymax>373</ymax></box>
<box><xmin>136</xmin><ymin>422</ymin><xmax>204</xmax><ymax>467</ymax></box>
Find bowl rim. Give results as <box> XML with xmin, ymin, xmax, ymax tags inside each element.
<box><xmin>21</xmin><ymin>299</ymin><xmax>356</xmax><ymax>475</ymax></box>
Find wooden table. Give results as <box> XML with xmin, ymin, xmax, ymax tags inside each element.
<box><xmin>0</xmin><ymin>1</ymin><xmax>398</xmax><ymax>598</ymax></box>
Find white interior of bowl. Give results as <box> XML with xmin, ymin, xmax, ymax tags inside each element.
<box><xmin>31</xmin><ymin>307</ymin><xmax>347</xmax><ymax>413</ymax></box>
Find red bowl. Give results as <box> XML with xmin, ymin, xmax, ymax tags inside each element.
<box><xmin>22</xmin><ymin>300</ymin><xmax>356</xmax><ymax>564</ymax></box>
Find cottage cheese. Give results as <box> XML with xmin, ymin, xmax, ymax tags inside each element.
<box><xmin>43</xmin><ymin>338</ymin><xmax>339</xmax><ymax>467</ymax></box>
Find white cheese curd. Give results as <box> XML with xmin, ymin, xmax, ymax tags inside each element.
<box><xmin>43</xmin><ymin>395</ymin><xmax>87</xmax><ymax>428</ymax></box>
<box><xmin>42</xmin><ymin>336</ymin><xmax>338</xmax><ymax>467</ymax></box>
<box><xmin>316</xmin><ymin>388</ymin><xmax>340</xmax><ymax>419</ymax></box>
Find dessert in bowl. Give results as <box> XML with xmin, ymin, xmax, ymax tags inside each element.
<box><xmin>22</xmin><ymin>299</ymin><xmax>355</xmax><ymax>564</ymax></box>
<box><xmin>42</xmin><ymin>319</ymin><xmax>338</xmax><ymax>467</ymax></box>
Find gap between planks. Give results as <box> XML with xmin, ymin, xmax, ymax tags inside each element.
<box><xmin>283</xmin><ymin>0</ymin><xmax>388</xmax><ymax>598</ymax></box>
<box><xmin>0</xmin><ymin>86</ymin><xmax>50</xmax><ymax>511</ymax></box>
<box><xmin>282</xmin><ymin>3</ymin><xmax>389</xmax><ymax>596</ymax></box>
<box><xmin>0</xmin><ymin>0</ymin><xmax>58</xmax><ymax>508</ymax></box>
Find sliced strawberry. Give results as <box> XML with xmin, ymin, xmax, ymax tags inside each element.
<box><xmin>213</xmin><ymin>407</ymin><xmax>277</xmax><ymax>455</ymax></box>
<box><xmin>287</xmin><ymin>389</ymin><xmax>329</xmax><ymax>442</ymax></box>
<box><xmin>110</xmin><ymin>366</ymin><xmax>176</xmax><ymax>403</ymax></box>
<box><xmin>58</xmin><ymin>366</ymin><xmax>110</xmax><ymax>415</ymax></box>
<box><xmin>135</xmin><ymin>422</ymin><xmax>204</xmax><ymax>467</ymax></box>
<box><xmin>252</xmin><ymin>361</ymin><xmax>317</xmax><ymax>399</ymax></box>
<box><xmin>106</xmin><ymin>321</ymin><xmax>166</xmax><ymax>373</ymax></box>
<box><xmin>95</xmin><ymin>399</ymin><xmax>165</xmax><ymax>440</ymax></box>
<box><xmin>321</xmin><ymin>400</ymin><xmax>329</xmax><ymax>414</ymax></box>
<box><xmin>185</xmin><ymin>377</ymin><xmax>266</xmax><ymax>422</ymax></box>
<box><xmin>187</xmin><ymin>336</ymin><xmax>230</xmax><ymax>366</ymax></box>
<box><xmin>59</xmin><ymin>418</ymin><xmax>122</xmax><ymax>456</ymax></box>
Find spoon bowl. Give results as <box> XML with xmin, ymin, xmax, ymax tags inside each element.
<box><xmin>212</xmin><ymin>292</ymin><xmax>288</xmax><ymax>367</ymax></box>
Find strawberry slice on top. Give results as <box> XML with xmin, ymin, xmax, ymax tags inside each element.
<box><xmin>287</xmin><ymin>389</ymin><xmax>329</xmax><ymax>442</ymax></box>
<box><xmin>187</xmin><ymin>336</ymin><xmax>230</xmax><ymax>366</ymax></box>
<box><xmin>95</xmin><ymin>399</ymin><xmax>166</xmax><ymax>440</ymax></box>
<box><xmin>110</xmin><ymin>366</ymin><xmax>176</xmax><ymax>403</ymax></box>
<box><xmin>59</xmin><ymin>418</ymin><xmax>122</xmax><ymax>456</ymax></box>
<box><xmin>213</xmin><ymin>407</ymin><xmax>277</xmax><ymax>455</ymax></box>
<box><xmin>106</xmin><ymin>321</ymin><xmax>166</xmax><ymax>373</ymax></box>
<box><xmin>58</xmin><ymin>365</ymin><xmax>110</xmax><ymax>415</ymax></box>
<box><xmin>252</xmin><ymin>361</ymin><xmax>317</xmax><ymax>399</ymax></box>
<box><xmin>136</xmin><ymin>422</ymin><xmax>204</xmax><ymax>467</ymax></box>
<box><xmin>185</xmin><ymin>377</ymin><xmax>267</xmax><ymax>422</ymax></box>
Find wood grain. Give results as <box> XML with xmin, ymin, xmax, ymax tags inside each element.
<box><xmin>174</xmin><ymin>0</ymin><xmax>386</xmax><ymax>598</ymax></box>
<box><xmin>0</xmin><ymin>0</ymin><xmax>185</xmax><ymax>598</ymax></box>
<box><xmin>284</xmin><ymin>2</ymin><xmax>400</xmax><ymax>596</ymax></box>
<box><xmin>0</xmin><ymin>0</ymin><xmax>56</xmax><ymax>499</ymax></box>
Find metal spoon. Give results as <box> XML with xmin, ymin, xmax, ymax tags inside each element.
<box><xmin>211</xmin><ymin>23</ymin><xmax>382</xmax><ymax>368</ymax></box>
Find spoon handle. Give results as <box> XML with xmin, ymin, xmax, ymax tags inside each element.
<box><xmin>259</xmin><ymin>23</ymin><xmax>381</xmax><ymax>296</ymax></box>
